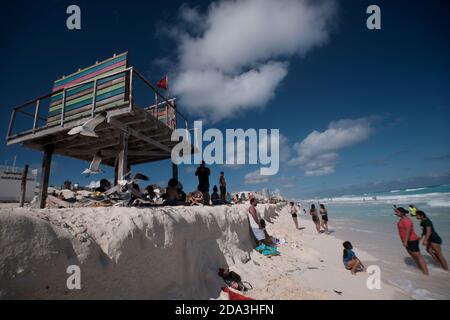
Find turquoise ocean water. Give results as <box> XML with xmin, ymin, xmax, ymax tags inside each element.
<box><xmin>302</xmin><ymin>184</ymin><xmax>450</xmax><ymax>299</ymax></box>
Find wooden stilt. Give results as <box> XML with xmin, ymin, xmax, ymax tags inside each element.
<box><xmin>37</xmin><ymin>145</ymin><xmax>53</xmax><ymax>209</ymax></box>
<box><xmin>114</xmin><ymin>156</ymin><xmax>119</xmax><ymax>186</ymax></box>
<box><xmin>19</xmin><ymin>164</ymin><xmax>29</xmax><ymax>207</ymax></box>
<box><xmin>117</xmin><ymin>133</ymin><xmax>128</xmax><ymax>181</ymax></box>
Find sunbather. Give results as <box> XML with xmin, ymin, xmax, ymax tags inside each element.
<box><xmin>248</xmin><ymin>198</ymin><xmax>274</xmax><ymax>246</ymax></box>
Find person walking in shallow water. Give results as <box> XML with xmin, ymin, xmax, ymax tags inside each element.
<box><xmin>288</xmin><ymin>201</ymin><xmax>299</xmax><ymax>229</ymax></box>
<box><xmin>310</xmin><ymin>204</ymin><xmax>321</xmax><ymax>234</ymax></box>
<box><xmin>319</xmin><ymin>204</ymin><xmax>330</xmax><ymax>235</ymax></box>
<box><xmin>416</xmin><ymin>210</ymin><xmax>448</xmax><ymax>271</ymax></box>
<box><xmin>394</xmin><ymin>207</ymin><xmax>429</xmax><ymax>275</ymax></box>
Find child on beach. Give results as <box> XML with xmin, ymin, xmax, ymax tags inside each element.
<box><xmin>310</xmin><ymin>204</ymin><xmax>321</xmax><ymax>233</ymax></box>
<box><xmin>342</xmin><ymin>241</ymin><xmax>365</xmax><ymax>275</ymax></box>
<box><xmin>288</xmin><ymin>201</ymin><xmax>299</xmax><ymax>229</ymax></box>
<box><xmin>416</xmin><ymin>210</ymin><xmax>448</xmax><ymax>270</ymax></box>
<box><xmin>394</xmin><ymin>207</ymin><xmax>429</xmax><ymax>275</ymax></box>
<box><xmin>319</xmin><ymin>204</ymin><xmax>330</xmax><ymax>235</ymax></box>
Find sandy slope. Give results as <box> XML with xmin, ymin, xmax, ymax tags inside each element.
<box><xmin>0</xmin><ymin>203</ymin><xmax>407</xmax><ymax>299</ymax></box>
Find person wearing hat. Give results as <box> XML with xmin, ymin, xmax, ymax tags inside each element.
<box><xmin>394</xmin><ymin>206</ymin><xmax>429</xmax><ymax>275</ymax></box>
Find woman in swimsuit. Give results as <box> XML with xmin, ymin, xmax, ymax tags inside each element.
<box><xmin>310</xmin><ymin>204</ymin><xmax>321</xmax><ymax>233</ymax></box>
<box><xmin>319</xmin><ymin>204</ymin><xmax>330</xmax><ymax>235</ymax></box>
<box><xmin>416</xmin><ymin>210</ymin><xmax>448</xmax><ymax>270</ymax></box>
<box><xmin>288</xmin><ymin>201</ymin><xmax>299</xmax><ymax>229</ymax></box>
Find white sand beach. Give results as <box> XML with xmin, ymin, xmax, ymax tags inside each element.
<box><xmin>0</xmin><ymin>202</ymin><xmax>407</xmax><ymax>299</ymax></box>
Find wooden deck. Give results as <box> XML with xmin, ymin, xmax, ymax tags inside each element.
<box><xmin>6</xmin><ymin>103</ymin><xmax>179</xmax><ymax>166</ymax></box>
<box><xmin>5</xmin><ymin>58</ymin><xmax>190</xmax><ymax>208</ymax></box>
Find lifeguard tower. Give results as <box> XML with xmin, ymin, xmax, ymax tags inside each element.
<box><xmin>6</xmin><ymin>52</ymin><xmax>190</xmax><ymax>208</ymax></box>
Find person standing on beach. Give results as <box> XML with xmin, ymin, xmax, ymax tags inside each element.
<box><xmin>195</xmin><ymin>160</ymin><xmax>211</xmax><ymax>205</ymax></box>
<box><xmin>409</xmin><ymin>205</ymin><xmax>417</xmax><ymax>217</ymax></box>
<box><xmin>310</xmin><ymin>204</ymin><xmax>321</xmax><ymax>233</ymax></box>
<box><xmin>416</xmin><ymin>210</ymin><xmax>448</xmax><ymax>270</ymax></box>
<box><xmin>219</xmin><ymin>171</ymin><xmax>226</xmax><ymax>201</ymax></box>
<box><xmin>319</xmin><ymin>204</ymin><xmax>330</xmax><ymax>235</ymax></box>
<box><xmin>288</xmin><ymin>201</ymin><xmax>299</xmax><ymax>229</ymax></box>
<box><xmin>394</xmin><ymin>207</ymin><xmax>429</xmax><ymax>275</ymax></box>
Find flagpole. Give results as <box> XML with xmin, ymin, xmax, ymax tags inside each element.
<box><xmin>166</xmin><ymin>76</ymin><xmax>169</xmax><ymax>99</ymax></box>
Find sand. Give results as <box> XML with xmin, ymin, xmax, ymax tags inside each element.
<box><xmin>0</xmin><ymin>202</ymin><xmax>407</xmax><ymax>299</ymax></box>
<box><xmin>229</xmin><ymin>205</ymin><xmax>409</xmax><ymax>300</ymax></box>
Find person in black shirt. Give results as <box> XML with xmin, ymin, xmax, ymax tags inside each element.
<box><xmin>195</xmin><ymin>160</ymin><xmax>211</xmax><ymax>205</ymax></box>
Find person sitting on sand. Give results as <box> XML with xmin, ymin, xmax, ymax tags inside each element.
<box><xmin>342</xmin><ymin>241</ymin><xmax>365</xmax><ymax>275</ymax></box>
<box><xmin>416</xmin><ymin>210</ymin><xmax>448</xmax><ymax>270</ymax></box>
<box><xmin>187</xmin><ymin>191</ymin><xmax>204</xmax><ymax>206</ymax></box>
<box><xmin>394</xmin><ymin>207</ymin><xmax>429</xmax><ymax>275</ymax></box>
<box><xmin>211</xmin><ymin>185</ymin><xmax>224</xmax><ymax>205</ymax></box>
<box><xmin>248</xmin><ymin>198</ymin><xmax>274</xmax><ymax>246</ymax></box>
<box><xmin>163</xmin><ymin>178</ymin><xmax>182</xmax><ymax>206</ymax></box>
<box><xmin>95</xmin><ymin>179</ymin><xmax>111</xmax><ymax>193</ymax></box>
<box><xmin>288</xmin><ymin>201</ymin><xmax>299</xmax><ymax>229</ymax></box>
<box><xmin>144</xmin><ymin>185</ymin><xmax>156</xmax><ymax>202</ymax></box>
<box><xmin>226</xmin><ymin>192</ymin><xmax>232</xmax><ymax>204</ymax></box>
<box><xmin>319</xmin><ymin>204</ymin><xmax>330</xmax><ymax>235</ymax></box>
<box><xmin>233</xmin><ymin>194</ymin><xmax>240</xmax><ymax>204</ymax></box>
<box><xmin>310</xmin><ymin>204</ymin><xmax>321</xmax><ymax>234</ymax></box>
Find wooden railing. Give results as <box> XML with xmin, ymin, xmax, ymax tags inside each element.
<box><xmin>6</xmin><ymin>67</ymin><xmax>189</xmax><ymax>140</ymax></box>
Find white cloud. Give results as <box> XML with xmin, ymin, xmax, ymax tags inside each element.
<box><xmin>290</xmin><ymin>118</ymin><xmax>374</xmax><ymax>176</ymax></box>
<box><xmin>244</xmin><ymin>169</ymin><xmax>270</xmax><ymax>185</ymax></box>
<box><xmin>164</xmin><ymin>0</ymin><xmax>336</xmax><ymax>122</ymax></box>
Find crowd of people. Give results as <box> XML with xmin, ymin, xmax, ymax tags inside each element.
<box><xmin>249</xmin><ymin>199</ymin><xmax>448</xmax><ymax>276</ymax></box>
<box><xmin>112</xmin><ymin>161</ymin><xmax>278</xmax><ymax>208</ymax></box>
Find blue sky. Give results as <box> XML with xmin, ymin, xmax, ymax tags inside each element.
<box><xmin>1</xmin><ymin>0</ymin><xmax>449</xmax><ymax>199</ymax></box>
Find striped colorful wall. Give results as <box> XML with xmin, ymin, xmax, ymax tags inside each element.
<box><xmin>147</xmin><ymin>101</ymin><xmax>177</xmax><ymax>130</ymax></box>
<box><xmin>47</xmin><ymin>52</ymin><xmax>128</xmax><ymax>126</ymax></box>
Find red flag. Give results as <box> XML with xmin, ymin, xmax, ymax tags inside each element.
<box><xmin>157</xmin><ymin>76</ymin><xmax>168</xmax><ymax>90</ymax></box>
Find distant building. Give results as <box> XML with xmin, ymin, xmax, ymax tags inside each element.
<box><xmin>0</xmin><ymin>165</ymin><xmax>38</xmax><ymax>202</ymax></box>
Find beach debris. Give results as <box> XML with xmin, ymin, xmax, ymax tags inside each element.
<box><xmin>218</xmin><ymin>268</ymin><xmax>252</xmax><ymax>292</ymax></box>
<box><xmin>221</xmin><ymin>287</ymin><xmax>254</xmax><ymax>300</ymax></box>
<box><xmin>307</xmin><ymin>266</ymin><xmax>319</xmax><ymax>270</ymax></box>
<box><xmin>333</xmin><ymin>289</ymin><xmax>343</xmax><ymax>295</ymax></box>
<box><xmin>46</xmin><ymin>195</ymin><xmax>73</xmax><ymax>208</ymax></box>
<box><xmin>68</xmin><ymin>111</ymin><xmax>107</xmax><ymax>137</ymax></box>
<box><xmin>82</xmin><ymin>151</ymin><xmax>103</xmax><ymax>176</ymax></box>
